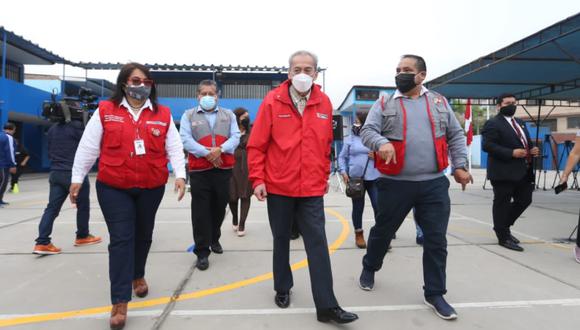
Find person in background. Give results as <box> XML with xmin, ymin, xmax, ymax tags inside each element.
<box><xmin>229</xmin><ymin>107</ymin><xmax>253</xmax><ymax>237</ymax></box>
<box><xmin>180</xmin><ymin>80</ymin><xmax>240</xmax><ymax>271</ymax></box>
<box><xmin>33</xmin><ymin>120</ymin><xmax>102</xmax><ymax>255</ymax></box>
<box><xmin>339</xmin><ymin>109</ymin><xmax>380</xmax><ymax>248</ymax></box>
<box><xmin>482</xmin><ymin>93</ymin><xmax>540</xmax><ymax>252</ymax></box>
<box><xmin>0</xmin><ymin>128</ymin><xmax>16</xmax><ymax>207</ymax></box>
<box><xmin>70</xmin><ymin>62</ymin><xmax>186</xmax><ymax>330</ymax></box>
<box><xmin>4</xmin><ymin>123</ymin><xmax>30</xmax><ymax>193</ymax></box>
<box><xmin>558</xmin><ymin>130</ymin><xmax>580</xmax><ymax>263</ymax></box>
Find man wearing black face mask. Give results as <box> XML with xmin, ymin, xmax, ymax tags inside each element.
<box><xmin>482</xmin><ymin>93</ymin><xmax>539</xmax><ymax>252</ymax></box>
<box><xmin>359</xmin><ymin>54</ymin><xmax>471</xmax><ymax>321</ymax></box>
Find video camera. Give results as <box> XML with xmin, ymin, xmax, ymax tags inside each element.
<box><xmin>42</xmin><ymin>87</ymin><xmax>99</xmax><ymax>124</ymax></box>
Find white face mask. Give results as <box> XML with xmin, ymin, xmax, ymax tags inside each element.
<box><xmin>291</xmin><ymin>73</ymin><xmax>313</xmax><ymax>93</ymax></box>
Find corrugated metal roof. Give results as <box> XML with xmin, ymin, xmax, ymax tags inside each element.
<box><xmin>75</xmin><ymin>62</ymin><xmax>293</xmax><ymax>72</ymax></box>
<box><xmin>0</xmin><ymin>26</ymin><xmax>70</xmax><ymax>65</ymax></box>
<box><xmin>426</xmin><ymin>12</ymin><xmax>580</xmax><ymax>101</ymax></box>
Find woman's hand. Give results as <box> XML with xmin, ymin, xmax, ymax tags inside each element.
<box><xmin>69</xmin><ymin>183</ymin><xmax>82</xmax><ymax>204</ymax></box>
<box><xmin>174</xmin><ymin>178</ymin><xmax>186</xmax><ymax>201</ymax></box>
<box><xmin>341</xmin><ymin>173</ymin><xmax>349</xmax><ymax>183</ymax></box>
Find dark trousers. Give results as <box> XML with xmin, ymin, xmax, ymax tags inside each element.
<box><xmin>363</xmin><ymin>176</ymin><xmax>451</xmax><ymax>297</ymax></box>
<box><xmin>577</xmin><ymin>211</ymin><xmax>580</xmax><ymax>248</ymax></box>
<box><xmin>229</xmin><ymin>197</ymin><xmax>251</xmax><ymax>228</ymax></box>
<box><xmin>351</xmin><ymin>180</ymin><xmax>378</xmax><ymax>230</ymax></box>
<box><xmin>96</xmin><ymin>180</ymin><xmax>165</xmax><ymax>304</ymax></box>
<box><xmin>0</xmin><ymin>168</ymin><xmax>9</xmax><ymax>202</ymax></box>
<box><xmin>491</xmin><ymin>178</ymin><xmax>533</xmax><ymax>242</ymax></box>
<box><xmin>267</xmin><ymin>194</ymin><xmax>339</xmax><ymax>309</ymax></box>
<box><xmin>36</xmin><ymin>171</ymin><xmax>90</xmax><ymax>245</ymax></box>
<box><xmin>10</xmin><ymin>165</ymin><xmax>24</xmax><ymax>188</ymax></box>
<box><xmin>189</xmin><ymin>169</ymin><xmax>231</xmax><ymax>258</ymax></box>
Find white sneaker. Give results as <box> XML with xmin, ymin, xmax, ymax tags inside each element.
<box><xmin>237</xmin><ymin>230</ymin><xmax>246</xmax><ymax>237</ymax></box>
<box><xmin>232</xmin><ymin>225</ymin><xmax>238</xmax><ymax>232</ymax></box>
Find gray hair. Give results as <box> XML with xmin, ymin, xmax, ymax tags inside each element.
<box><xmin>288</xmin><ymin>50</ymin><xmax>318</xmax><ymax>69</ymax></box>
<box><xmin>197</xmin><ymin>79</ymin><xmax>219</xmax><ymax>94</ymax></box>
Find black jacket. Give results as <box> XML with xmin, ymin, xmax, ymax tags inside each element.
<box><xmin>482</xmin><ymin>115</ymin><xmax>534</xmax><ymax>182</ymax></box>
<box><xmin>47</xmin><ymin>121</ymin><xmax>84</xmax><ymax>171</ymax></box>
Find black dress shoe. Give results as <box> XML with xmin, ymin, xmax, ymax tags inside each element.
<box><xmin>316</xmin><ymin>306</ymin><xmax>358</xmax><ymax>324</ymax></box>
<box><xmin>510</xmin><ymin>234</ymin><xmax>520</xmax><ymax>244</ymax></box>
<box><xmin>196</xmin><ymin>256</ymin><xmax>209</xmax><ymax>270</ymax></box>
<box><xmin>274</xmin><ymin>291</ymin><xmax>290</xmax><ymax>308</ymax></box>
<box><xmin>210</xmin><ymin>242</ymin><xmax>223</xmax><ymax>254</ymax></box>
<box><xmin>499</xmin><ymin>239</ymin><xmax>524</xmax><ymax>252</ymax></box>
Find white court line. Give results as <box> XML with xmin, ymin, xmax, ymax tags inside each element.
<box><xmin>2</xmin><ymin>298</ymin><xmax>579</xmax><ymax>320</ymax></box>
<box><xmin>450</xmin><ymin>211</ymin><xmax>571</xmax><ymax>248</ymax></box>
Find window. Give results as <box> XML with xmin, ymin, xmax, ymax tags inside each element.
<box><xmin>0</xmin><ymin>59</ymin><xmax>23</xmax><ymax>82</ymax></box>
<box><xmin>355</xmin><ymin>90</ymin><xmax>379</xmax><ymax>101</ymax></box>
<box><xmin>567</xmin><ymin>116</ymin><xmax>580</xmax><ymax>129</ymax></box>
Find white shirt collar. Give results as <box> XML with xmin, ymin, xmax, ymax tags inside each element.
<box><xmin>120</xmin><ymin>97</ymin><xmax>152</xmax><ymax>121</ymax></box>
<box><xmin>196</xmin><ymin>105</ymin><xmax>220</xmax><ymax>113</ymax></box>
<box><xmin>394</xmin><ymin>86</ymin><xmax>429</xmax><ymax>99</ymax></box>
<box><xmin>120</xmin><ymin>97</ymin><xmax>152</xmax><ymax>112</ymax></box>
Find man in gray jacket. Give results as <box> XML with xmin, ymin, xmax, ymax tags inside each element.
<box><xmin>358</xmin><ymin>54</ymin><xmax>472</xmax><ymax>320</ymax></box>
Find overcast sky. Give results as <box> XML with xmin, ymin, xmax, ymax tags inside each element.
<box><xmin>1</xmin><ymin>0</ymin><xmax>579</xmax><ymax>105</ymax></box>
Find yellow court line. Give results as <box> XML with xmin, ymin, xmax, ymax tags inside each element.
<box><xmin>0</xmin><ymin>208</ymin><xmax>350</xmax><ymax>328</ymax></box>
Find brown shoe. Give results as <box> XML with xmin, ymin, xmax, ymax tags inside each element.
<box><xmin>110</xmin><ymin>302</ymin><xmax>128</xmax><ymax>330</ymax></box>
<box><xmin>355</xmin><ymin>230</ymin><xmax>366</xmax><ymax>249</ymax></box>
<box><xmin>33</xmin><ymin>243</ymin><xmax>62</xmax><ymax>255</ymax></box>
<box><xmin>75</xmin><ymin>234</ymin><xmax>102</xmax><ymax>246</ymax></box>
<box><xmin>132</xmin><ymin>278</ymin><xmax>148</xmax><ymax>298</ymax></box>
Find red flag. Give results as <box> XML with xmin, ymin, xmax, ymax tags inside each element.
<box><xmin>464</xmin><ymin>99</ymin><xmax>473</xmax><ymax>146</ymax></box>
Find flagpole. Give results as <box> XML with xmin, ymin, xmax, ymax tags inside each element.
<box><xmin>468</xmin><ymin>144</ymin><xmax>472</xmax><ymax>172</ymax></box>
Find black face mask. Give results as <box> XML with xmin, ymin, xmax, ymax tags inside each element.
<box><xmin>352</xmin><ymin>125</ymin><xmax>361</xmax><ymax>136</ymax></box>
<box><xmin>500</xmin><ymin>104</ymin><xmax>517</xmax><ymax>117</ymax></box>
<box><xmin>240</xmin><ymin>118</ymin><xmax>250</xmax><ymax>129</ymax></box>
<box><xmin>395</xmin><ymin>73</ymin><xmax>417</xmax><ymax>93</ymax></box>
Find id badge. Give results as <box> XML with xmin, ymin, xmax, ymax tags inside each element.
<box><xmin>134</xmin><ymin>139</ymin><xmax>146</xmax><ymax>155</ymax></box>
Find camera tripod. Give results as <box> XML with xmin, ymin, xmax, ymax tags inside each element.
<box><xmin>329</xmin><ymin>141</ymin><xmax>345</xmax><ymax>193</ymax></box>
<box><xmin>551</xmin><ymin>140</ymin><xmax>576</xmax><ymax>189</ymax></box>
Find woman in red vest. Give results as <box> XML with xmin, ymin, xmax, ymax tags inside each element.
<box><xmin>69</xmin><ymin>63</ymin><xmax>186</xmax><ymax>330</ymax></box>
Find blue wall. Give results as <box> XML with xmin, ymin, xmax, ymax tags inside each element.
<box><xmin>0</xmin><ymin>77</ymin><xmax>52</xmax><ymax>170</ymax></box>
<box><xmin>478</xmin><ymin>124</ymin><xmax>574</xmax><ymax>171</ymax></box>
<box><xmin>159</xmin><ymin>97</ymin><xmax>264</xmax><ymax>122</ymax></box>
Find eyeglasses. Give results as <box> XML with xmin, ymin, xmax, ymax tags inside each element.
<box><xmin>127</xmin><ymin>77</ymin><xmax>154</xmax><ymax>87</ymax></box>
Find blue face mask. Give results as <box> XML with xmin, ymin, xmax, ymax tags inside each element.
<box><xmin>200</xmin><ymin>95</ymin><xmax>217</xmax><ymax>111</ymax></box>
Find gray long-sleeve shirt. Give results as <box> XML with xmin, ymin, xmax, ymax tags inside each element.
<box><xmin>361</xmin><ymin>88</ymin><xmax>467</xmax><ymax>181</ymax></box>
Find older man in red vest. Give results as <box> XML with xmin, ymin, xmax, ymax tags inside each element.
<box><xmin>180</xmin><ymin>80</ymin><xmax>240</xmax><ymax>271</ymax></box>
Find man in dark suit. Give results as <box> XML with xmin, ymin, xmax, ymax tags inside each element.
<box><xmin>482</xmin><ymin>93</ymin><xmax>540</xmax><ymax>252</ymax></box>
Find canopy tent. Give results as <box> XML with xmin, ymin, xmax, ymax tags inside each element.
<box><xmin>426</xmin><ymin>12</ymin><xmax>580</xmax><ymax>103</ymax></box>
<box><xmin>426</xmin><ymin>12</ymin><xmax>580</xmax><ymax>188</ymax></box>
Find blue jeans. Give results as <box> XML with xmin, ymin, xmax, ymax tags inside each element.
<box><xmin>363</xmin><ymin>176</ymin><xmax>451</xmax><ymax>297</ymax></box>
<box><xmin>351</xmin><ymin>180</ymin><xmax>378</xmax><ymax>230</ymax></box>
<box><xmin>36</xmin><ymin>171</ymin><xmax>90</xmax><ymax>245</ymax></box>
